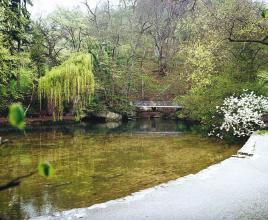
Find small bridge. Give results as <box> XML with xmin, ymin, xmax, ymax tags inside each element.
<box><xmin>132</xmin><ymin>101</ymin><xmax>182</xmax><ymax>110</ymax></box>
<box><xmin>131</xmin><ymin>101</ymin><xmax>182</xmax><ymax>118</ymax></box>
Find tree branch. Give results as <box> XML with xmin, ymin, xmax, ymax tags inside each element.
<box><xmin>0</xmin><ymin>171</ymin><xmax>36</xmax><ymax>191</ymax></box>
<box><xmin>228</xmin><ymin>37</ymin><xmax>268</xmax><ymax>46</ymax></box>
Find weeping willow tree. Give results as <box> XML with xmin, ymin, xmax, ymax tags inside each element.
<box><xmin>38</xmin><ymin>53</ymin><xmax>94</xmax><ymax>120</ymax></box>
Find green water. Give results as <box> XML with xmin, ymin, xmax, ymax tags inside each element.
<box><xmin>0</xmin><ymin>119</ymin><xmax>239</xmax><ymax>219</ymax></box>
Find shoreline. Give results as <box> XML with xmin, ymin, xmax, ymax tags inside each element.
<box><xmin>0</xmin><ymin>116</ymin><xmax>77</xmax><ymax>126</ymax></box>
<box><xmin>33</xmin><ymin>133</ymin><xmax>268</xmax><ymax>220</ymax></box>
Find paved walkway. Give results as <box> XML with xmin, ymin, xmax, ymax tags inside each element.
<box><xmin>34</xmin><ymin>133</ymin><xmax>268</xmax><ymax>220</ymax></box>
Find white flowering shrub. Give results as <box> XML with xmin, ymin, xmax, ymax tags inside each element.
<box><xmin>209</xmin><ymin>92</ymin><xmax>268</xmax><ymax>138</ymax></box>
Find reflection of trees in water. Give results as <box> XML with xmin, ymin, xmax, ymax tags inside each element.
<box><xmin>151</xmin><ymin>118</ymin><xmax>157</xmax><ymax>130</ymax></box>
<box><xmin>132</xmin><ymin>118</ymin><xmax>179</xmax><ymax>132</ymax></box>
<box><xmin>0</xmin><ymin>125</ymin><xmax>238</xmax><ymax>219</ymax></box>
<box><xmin>0</xmin><ymin>133</ymin><xmax>149</xmax><ymax>218</ymax></box>
<box><xmin>0</xmin><ymin>119</ymin><xmax>189</xmax><ymax>136</ymax></box>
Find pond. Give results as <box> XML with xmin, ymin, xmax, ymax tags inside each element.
<box><xmin>0</xmin><ymin>119</ymin><xmax>239</xmax><ymax>219</ymax></box>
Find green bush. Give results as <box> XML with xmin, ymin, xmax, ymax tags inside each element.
<box><xmin>178</xmin><ymin>73</ymin><xmax>265</xmax><ymax>126</ymax></box>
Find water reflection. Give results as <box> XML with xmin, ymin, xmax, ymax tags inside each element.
<box><xmin>0</xmin><ymin>119</ymin><xmax>238</xmax><ymax>219</ymax></box>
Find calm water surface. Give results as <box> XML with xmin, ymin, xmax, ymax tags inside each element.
<box><xmin>0</xmin><ymin>119</ymin><xmax>239</xmax><ymax>219</ymax></box>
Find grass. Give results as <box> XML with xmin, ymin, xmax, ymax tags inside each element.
<box><xmin>256</xmin><ymin>129</ymin><xmax>268</xmax><ymax>135</ymax></box>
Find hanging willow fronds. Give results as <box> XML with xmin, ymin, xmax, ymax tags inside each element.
<box><xmin>38</xmin><ymin>53</ymin><xmax>95</xmax><ymax>120</ymax></box>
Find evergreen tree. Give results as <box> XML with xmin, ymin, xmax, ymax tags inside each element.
<box><xmin>0</xmin><ymin>0</ymin><xmax>32</xmax><ymax>53</ymax></box>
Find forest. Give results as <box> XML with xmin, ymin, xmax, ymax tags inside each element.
<box><xmin>1</xmin><ymin>0</ymin><xmax>268</xmax><ymax>136</ymax></box>
<box><xmin>1</xmin><ymin>0</ymin><xmax>268</xmax><ymax>219</ymax></box>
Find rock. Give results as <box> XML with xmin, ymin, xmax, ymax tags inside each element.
<box><xmin>0</xmin><ymin>137</ymin><xmax>9</xmax><ymax>146</ymax></box>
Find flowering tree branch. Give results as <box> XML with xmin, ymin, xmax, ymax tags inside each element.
<box><xmin>209</xmin><ymin>92</ymin><xmax>268</xmax><ymax>138</ymax></box>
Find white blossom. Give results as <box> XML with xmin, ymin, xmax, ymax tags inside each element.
<box><xmin>209</xmin><ymin>92</ymin><xmax>268</xmax><ymax>138</ymax></box>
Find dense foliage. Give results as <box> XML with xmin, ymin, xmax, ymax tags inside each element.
<box><xmin>0</xmin><ymin>0</ymin><xmax>35</xmax><ymax>113</ymax></box>
<box><xmin>0</xmin><ymin>0</ymin><xmax>267</xmax><ymax>138</ymax></box>
<box><xmin>39</xmin><ymin>53</ymin><xmax>94</xmax><ymax>119</ymax></box>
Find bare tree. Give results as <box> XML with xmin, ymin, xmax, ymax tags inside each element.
<box><xmin>37</xmin><ymin>19</ymin><xmax>63</xmax><ymax>66</ymax></box>
<box><xmin>136</xmin><ymin>0</ymin><xmax>192</xmax><ymax>76</ymax></box>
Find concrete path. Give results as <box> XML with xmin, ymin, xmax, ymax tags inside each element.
<box><xmin>34</xmin><ymin>133</ymin><xmax>268</xmax><ymax>220</ymax></box>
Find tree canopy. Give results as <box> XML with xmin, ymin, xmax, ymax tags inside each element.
<box><xmin>38</xmin><ymin>53</ymin><xmax>94</xmax><ymax>119</ymax></box>
<box><xmin>0</xmin><ymin>0</ymin><xmax>267</xmax><ymax>130</ymax></box>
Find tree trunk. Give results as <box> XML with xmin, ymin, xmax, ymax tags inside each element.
<box><xmin>158</xmin><ymin>47</ymin><xmax>166</xmax><ymax>76</ymax></box>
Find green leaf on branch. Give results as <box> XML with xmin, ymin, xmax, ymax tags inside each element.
<box><xmin>8</xmin><ymin>104</ymin><xmax>25</xmax><ymax>130</ymax></box>
<box><xmin>38</xmin><ymin>162</ymin><xmax>55</xmax><ymax>177</ymax></box>
<box><xmin>262</xmin><ymin>9</ymin><xmax>268</xmax><ymax>18</ymax></box>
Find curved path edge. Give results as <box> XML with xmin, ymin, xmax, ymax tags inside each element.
<box><xmin>33</xmin><ymin>133</ymin><xmax>268</xmax><ymax>220</ymax></box>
